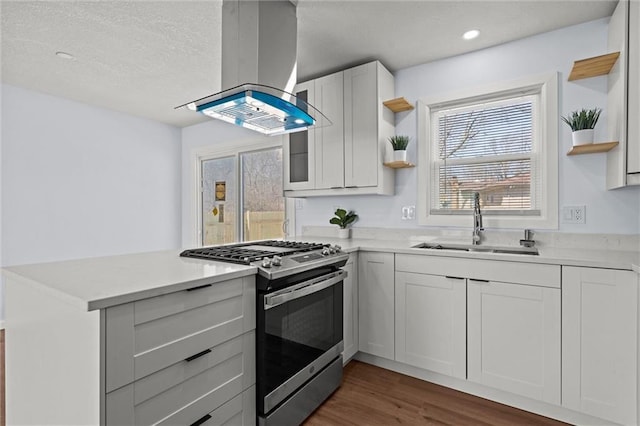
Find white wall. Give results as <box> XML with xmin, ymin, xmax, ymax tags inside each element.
<box><xmin>1</xmin><ymin>84</ymin><xmax>182</xmax><ymax>267</ymax></box>
<box><xmin>296</xmin><ymin>18</ymin><xmax>640</xmax><ymax>235</ymax></box>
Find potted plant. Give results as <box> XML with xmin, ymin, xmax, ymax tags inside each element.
<box><xmin>561</xmin><ymin>108</ymin><xmax>602</xmax><ymax>146</ymax></box>
<box><xmin>389</xmin><ymin>135</ymin><xmax>410</xmax><ymax>162</ymax></box>
<box><xmin>329</xmin><ymin>208</ymin><xmax>358</xmax><ymax>239</ymax></box>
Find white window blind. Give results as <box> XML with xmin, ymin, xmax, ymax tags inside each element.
<box><xmin>430</xmin><ymin>94</ymin><xmax>541</xmax><ymax>215</ymax></box>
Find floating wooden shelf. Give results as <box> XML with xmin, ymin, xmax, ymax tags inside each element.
<box><xmin>383</xmin><ymin>97</ymin><xmax>414</xmax><ymax>113</ymax></box>
<box><xmin>384</xmin><ymin>161</ymin><xmax>415</xmax><ymax>169</ymax></box>
<box><xmin>568</xmin><ymin>52</ymin><xmax>620</xmax><ymax>81</ymax></box>
<box><xmin>567</xmin><ymin>141</ymin><xmax>619</xmax><ymax>156</ymax></box>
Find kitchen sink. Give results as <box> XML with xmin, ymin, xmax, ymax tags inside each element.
<box><xmin>412</xmin><ymin>242</ymin><xmax>539</xmax><ymax>256</ymax></box>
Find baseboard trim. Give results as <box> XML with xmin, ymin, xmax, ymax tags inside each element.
<box><xmin>354</xmin><ymin>352</ymin><xmax>616</xmax><ymax>426</ymax></box>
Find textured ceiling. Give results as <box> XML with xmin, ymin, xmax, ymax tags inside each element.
<box><xmin>1</xmin><ymin>0</ymin><xmax>617</xmax><ymax>128</ymax></box>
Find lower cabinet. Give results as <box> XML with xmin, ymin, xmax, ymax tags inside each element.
<box><xmin>105</xmin><ymin>276</ymin><xmax>256</xmax><ymax>426</ymax></box>
<box><xmin>395</xmin><ymin>271</ymin><xmax>465</xmax><ymax>379</ymax></box>
<box><xmin>467</xmin><ymin>280</ymin><xmax>561</xmax><ymax>404</ymax></box>
<box><xmin>562</xmin><ymin>266</ymin><xmax>638</xmax><ymax>425</ymax></box>
<box><xmin>358</xmin><ymin>251</ymin><xmax>395</xmax><ymax>360</ymax></box>
<box><xmin>343</xmin><ymin>253</ymin><xmax>359</xmax><ymax>362</ymax></box>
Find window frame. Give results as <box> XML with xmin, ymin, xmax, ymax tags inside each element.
<box><xmin>191</xmin><ymin>137</ymin><xmax>295</xmax><ymax>247</ymax></box>
<box><xmin>417</xmin><ymin>72</ymin><xmax>559</xmax><ymax>229</ymax></box>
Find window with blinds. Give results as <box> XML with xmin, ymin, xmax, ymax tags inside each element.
<box><xmin>430</xmin><ymin>94</ymin><xmax>540</xmax><ymax>216</ymax></box>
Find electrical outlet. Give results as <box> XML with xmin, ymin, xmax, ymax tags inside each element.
<box><xmin>562</xmin><ymin>205</ymin><xmax>586</xmax><ymax>224</ymax></box>
<box><xmin>401</xmin><ymin>205</ymin><xmax>416</xmax><ymax>220</ymax></box>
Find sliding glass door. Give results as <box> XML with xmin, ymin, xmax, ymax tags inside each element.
<box><xmin>201</xmin><ymin>147</ymin><xmax>285</xmax><ymax>246</ymax></box>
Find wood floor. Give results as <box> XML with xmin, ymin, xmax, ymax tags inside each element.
<box><xmin>304</xmin><ymin>361</ymin><xmax>568</xmax><ymax>426</ymax></box>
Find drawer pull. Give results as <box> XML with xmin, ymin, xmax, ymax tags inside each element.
<box><xmin>184</xmin><ymin>349</ymin><xmax>212</xmax><ymax>362</ymax></box>
<box><xmin>445</xmin><ymin>276</ymin><xmax>464</xmax><ymax>280</ymax></box>
<box><xmin>186</xmin><ymin>284</ymin><xmax>212</xmax><ymax>292</ymax></box>
<box><xmin>469</xmin><ymin>278</ymin><xmax>489</xmax><ymax>283</ymax></box>
<box><xmin>190</xmin><ymin>414</ymin><xmax>212</xmax><ymax>426</ymax></box>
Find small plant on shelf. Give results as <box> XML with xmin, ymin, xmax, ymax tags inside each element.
<box><xmin>561</xmin><ymin>108</ymin><xmax>602</xmax><ymax>146</ymax></box>
<box><xmin>388</xmin><ymin>135</ymin><xmax>410</xmax><ymax>162</ymax></box>
<box><xmin>561</xmin><ymin>108</ymin><xmax>602</xmax><ymax>131</ymax></box>
<box><xmin>330</xmin><ymin>208</ymin><xmax>358</xmax><ymax>239</ymax></box>
<box><xmin>388</xmin><ymin>135</ymin><xmax>410</xmax><ymax>151</ymax></box>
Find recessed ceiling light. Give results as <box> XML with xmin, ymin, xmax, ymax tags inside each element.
<box><xmin>55</xmin><ymin>51</ymin><xmax>75</xmax><ymax>60</ymax></box>
<box><xmin>463</xmin><ymin>30</ymin><xmax>480</xmax><ymax>40</ymax></box>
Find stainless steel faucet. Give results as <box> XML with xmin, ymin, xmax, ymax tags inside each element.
<box><xmin>472</xmin><ymin>192</ymin><xmax>484</xmax><ymax>245</ymax></box>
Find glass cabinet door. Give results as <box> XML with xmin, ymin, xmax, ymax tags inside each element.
<box><xmin>284</xmin><ymin>80</ymin><xmax>316</xmax><ymax>191</ymax></box>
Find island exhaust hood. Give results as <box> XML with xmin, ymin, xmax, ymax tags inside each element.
<box><xmin>177</xmin><ymin>0</ymin><xmax>328</xmax><ymax>135</ymax></box>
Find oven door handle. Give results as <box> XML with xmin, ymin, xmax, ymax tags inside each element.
<box><xmin>264</xmin><ymin>270</ymin><xmax>346</xmax><ymax>310</ymax></box>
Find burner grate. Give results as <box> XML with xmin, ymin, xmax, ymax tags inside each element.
<box><xmin>179</xmin><ymin>240</ymin><xmax>326</xmax><ymax>265</ymax></box>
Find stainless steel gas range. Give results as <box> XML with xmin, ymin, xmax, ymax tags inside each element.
<box><xmin>180</xmin><ymin>240</ymin><xmax>348</xmax><ymax>426</ymax></box>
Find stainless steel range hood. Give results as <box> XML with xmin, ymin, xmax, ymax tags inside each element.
<box><xmin>177</xmin><ymin>0</ymin><xmax>328</xmax><ymax>135</ymax></box>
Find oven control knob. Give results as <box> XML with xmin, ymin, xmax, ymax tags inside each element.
<box><xmin>322</xmin><ymin>247</ymin><xmax>331</xmax><ymax>256</ymax></box>
<box><xmin>334</xmin><ymin>245</ymin><xmax>342</xmax><ymax>251</ymax></box>
<box><xmin>329</xmin><ymin>247</ymin><xmax>336</xmax><ymax>254</ymax></box>
<box><xmin>271</xmin><ymin>255</ymin><xmax>282</xmax><ymax>266</ymax></box>
<box><xmin>261</xmin><ymin>258</ymin><xmax>272</xmax><ymax>268</ymax></box>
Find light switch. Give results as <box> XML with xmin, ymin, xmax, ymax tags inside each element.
<box><xmin>561</xmin><ymin>205</ymin><xmax>586</xmax><ymax>224</ymax></box>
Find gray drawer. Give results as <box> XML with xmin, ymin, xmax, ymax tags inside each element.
<box><xmin>106</xmin><ymin>331</ymin><xmax>255</xmax><ymax>426</ymax></box>
<box><xmin>105</xmin><ymin>276</ymin><xmax>255</xmax><ymax>392</ymax></box>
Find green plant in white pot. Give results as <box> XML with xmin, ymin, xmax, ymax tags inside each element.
<box><xmin>561</xmin><ymin>108</ymin><xmax>602</xmax><ymax>146</ymax></box>
<box><xmin>329</xmin><ymin>208</ymin><xmax>358</xmax><ymax>239</ymax></box>
<box><xmin>388</xmin><ymin>135</ymin><xmax>410</xmax><ymax>162</ymax></box>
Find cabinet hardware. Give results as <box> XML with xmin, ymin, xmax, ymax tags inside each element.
<box><xmin>184</xmin><ymin>348</ymin><xmax>212</xmax><ymax>362</ymax></box>
<box><xmin>330</xmin><ymin>186</ymin><xmax>343</xmax><ymax>189</ymax></box>
<box><xmin>190</xmin><ymin>414</ymin><xmax>212</xmax><ymax>426</ymax></box>
<box><xmin>345</xmin><ymin>186</ymin><xmax>358</xmax><ymax>188</ymax></box>
<box><xmin>469</xmin><ymin>278</ymin><xmax>489</xmax><ymax>283</ymax></box>
<box><xmin>186</xmin><ymin>284</ymin><xmax>212</xmax><ymax>292</ymax></box>
<box><xmin>445</xmin><ymin>276</ymin><xmax>465</xmax><ymax>280</ymax></box>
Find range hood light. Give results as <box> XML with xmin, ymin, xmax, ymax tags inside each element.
<box><xmin>179</xmin><ymin>83</ymin><xmax>326</xmax><ymax>136</ymax></box>
<box><xmin>186</xmin><ymin>103</ymin><xmax>197</xmax><ymax>111</ymax></box>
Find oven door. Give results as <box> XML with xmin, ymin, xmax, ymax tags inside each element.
<box><xmin>257</xmin><ymin>269</ymin><xmax>345</xmax><ymax>414</ymax></box>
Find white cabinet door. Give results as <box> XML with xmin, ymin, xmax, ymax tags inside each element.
<box><xmin>314</xmin><ymin>71</ymin><xmax>344</xmax><ymax>189</ymax></box>
<box><xmin>562</xmin><ymin>266</ymin><xmax>638</xmax><ymax>425</ymax></box>
<box><xmin>358</xmin><ymin>251</ymin><xmax>394</xmax><ymax>360</ymax></box>
<box><xmin>467</xmin><ymin>280</ymin><xmax>560</xmax><ymax>404</ymax></box>
<box><xmin>284</xmin><ymin>80</ymin><xmax>315</xmax><ymax>191</ymax></box>
<box><xmin>342</xmin><ymin>253</ymin><xmax>359</xmax><ymax>363</ymax></box>
<box><xmin>344</xmin><ymin>61</ymin><xmax>394</xmax><ymax>190</ymax></box>
<box><xmin>395</xmin><ymin>272</ymin><xmax>465</xmax><ymax>379</ymax></box>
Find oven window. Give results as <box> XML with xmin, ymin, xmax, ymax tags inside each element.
<box><xmin>259</xmin><ymin>282</ymin><xmax>343</xmax><ymax>397</ymax></box>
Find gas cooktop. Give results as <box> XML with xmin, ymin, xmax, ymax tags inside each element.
<box><xmin>180</xmin><ymin>240</ymin><xmax>348</xmax><ymax>281</ymax></box>
<box><xmin>179</xmin><ymin>240</ymin><xmax>327</xmax><ymax>265</ymax></box>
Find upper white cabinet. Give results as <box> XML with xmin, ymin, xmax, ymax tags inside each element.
<box><xmin>343</xmin><ymin>62</ymin><xmax>395</xmax><ymax>190</ymax></box>
<box><xmin>358</xmin><ymin>251</ymin><xmax>395</xmax><ymax>360</ymax></box>
<box><xmin>562</xmin><ymin>266</ymin><xmax>638</xmax><ymax>425</ymax></box>
<box><xmin>607</xmin><ymin>0</ymin><xmax>640</xmax><ymax>187</ymax></box>
<box><xmin>314</xmin><ymin>71</ymin><xmax>345</xmax><ymax>189</ymax></box>
<box><xmin>284</xmin><ymin>61</ymin><xmax>395</xmax><ymax>197</ymax></box>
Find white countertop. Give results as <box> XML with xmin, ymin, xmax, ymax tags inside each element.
<box><xmin>4</xmin><ymin>237</ymin><xmax>639</xmax><ymax>313</ymax></box>
<box><xmin>299</xmin><ymin>236</ymin><xmax>640</xmax><ymax>272</ymax></box>
<box><xmin>1</xmin><ymin>250</ymin><xmax>256</xmax><ymax>311</ymax></box>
